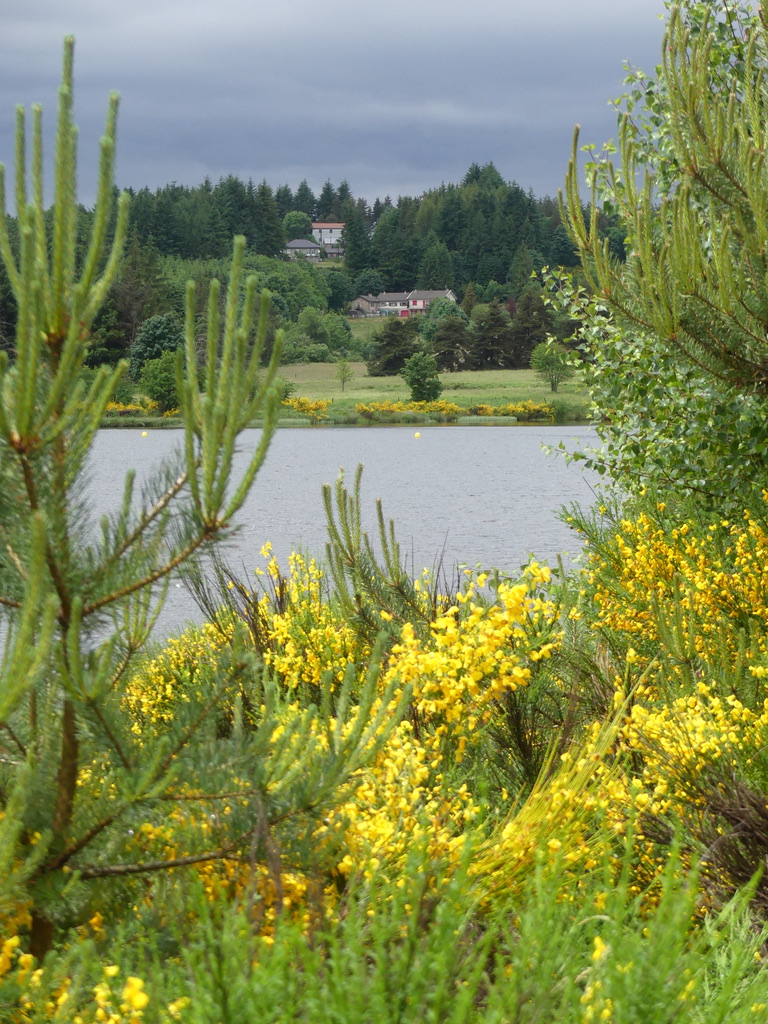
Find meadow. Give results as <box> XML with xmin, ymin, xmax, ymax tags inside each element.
<box><xmin>275</xmin><ymin>361</ymin><xmax>588</xmax><ymax>424</ymax></box>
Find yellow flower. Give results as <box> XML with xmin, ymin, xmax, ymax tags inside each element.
<box><xmin>122</xmin><ymin>976</ymin><xmax>150</xmax><ymax>1011</ymax></box>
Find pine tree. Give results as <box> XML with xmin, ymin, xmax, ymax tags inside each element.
<box><xmin>366</xmin><ymin>317</ymin><xmax>419</xmax><ymax>376</ymax></box>
<box><xmin>431</xmin><ymin>316</ymin><xmax>475</xmax><ymax>371</ymax></box>
<box><xmin>417</xmin><ymin>238</ymin><xmax>454</xmax><ymax>289</ymax></box>
<box><xmin>461</xmin><ymin>282</ymin><xmax>478</xmax><ymax>316</ymax></box>
<box><xmin>471</xmin><ymin>300</ymin><xmax>515</xmax><ymax>368</ymax></box>
<box><xmin>562</xmin><ymin>3</ymin><xmax>768</xmax><ymax>395</ymax></box>
<box><xmin>0</xmin><ymin>40</ymin><xmax>287</xmax><ymax>957</ymax></box>
<box><xmin>274</xmin><ymin>183</ymin><xmax>294</xmax><ymax>218</ymax></box>
<box><xmin>341</xmin><ymin>201</ymin><xmax>372</xmax><ymax>276</ymax></box>
<box><xmin>316</xmin><ymin>180</ymin><xmax>337</xmax><ymax>222</ymax></box>
<box><xmin>507</xmin><ymin>285</ymin><xmax>553</xmax><ymax>368</ymax></box>
<box><xmin>293</xmin><ymin>179</ymin><xmax>317</xmax><ymax>219</ymax></box>
<box><xmin>253</xmin><ymin>180</ymin><xmax>284</xmax><ymax>257</ymax></box>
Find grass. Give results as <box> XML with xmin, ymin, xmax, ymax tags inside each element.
<box><xmin>277</xmin><ymin>361</ymin><xmax>590</xmax><ymax>424</ymax></box>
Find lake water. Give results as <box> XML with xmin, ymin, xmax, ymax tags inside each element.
<box><xmin>88</xmin><ymin>425</ymin><xmax>603</xmax><ymax>634</ymax></box>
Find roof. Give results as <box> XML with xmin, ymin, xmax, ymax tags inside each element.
<box><xmin>408</xmin><ymin>290</ymin><xmax>456</xmax><ymax>300</ymax></box>
<box><xmin>312</xmin><ymin>222</ymin><xmax>344</xmax><ymax>228</ymax></box>
<box><xmin>286</xmin><ymin>238</ymin><xmax>321</xmax><ymax>249</ymax></box>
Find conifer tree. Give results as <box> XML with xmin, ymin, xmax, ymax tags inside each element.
<box><xmin>293</xmin><ymin>179</ymin><xmax>317</xmax><ymax>219</ymax></box>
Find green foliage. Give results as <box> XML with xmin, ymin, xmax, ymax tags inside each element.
<box><xmin>341</xmin><ymin>200</ymin><xmax>372</xmax><ymax>276</ymax></box>
<box><xmin>401</xmin><ymin>351</ymin><xmax>443</xmax><ymax>402</ymax></box>
<box><xmin>417</xmin><ymin>237</ymin><xmax>454</xmax><ymax>289</ymax></box>
<box><xmin>0</xmin><ymin>41</ymin><xmax>298</xmax><ymax>958</ymax></box>
<box><xmin>544</xmin><ymin>269</ymin><xmax>768</xmax><ymax>502</ymax></box>
<box><xmin>418</xmin><ymin>296</ymin><xmax>469</xmax><ymax>343</ymax></box>
<box><xmin>565</xmin><ymin>3</ymin><xmax>768</xmax><ymax>392</ymax></box>
<box><xmin>507</xmin><ymin>285</ymin><xmax>554</xmax><ymax>369</ymax></box>
<box><xmin>460</xmin><ymin>281</ymin><xmax>478</xmax><ymax>316</ymax></box>
<box><xmin>353</xmin><ymin>268</ymin><xmax>385</xmax><ymax>296</ymax></box>
<box><xmin>365</xmin><ymin>315</ymin><xmax>420</xmax><ymax>376</ymax></box>
<box><xmin>470</xmin><ymin>300</ymin><xmax>514</xmax><ymax>369</ymax></box>
<box><xmin>431</xmin><ymin>315</ymin><xmax>476</xmax><ymax>371</ymax></box>
<box><xmin>559</xmin><ymin>2</ymin><xmax>768</xmax><ymax>502</ymax></box>
<box><xmin>335</xmin><ymin>357</ymin><xmax>354</xmax><ymax>391</ymax></box>
<box><xmin>282</xmin><ymin>209</ymin><xmax>314</xmax><ymax>242</ymax></box>
<box><xmin>324</xmin><ymin>268</ymin><xmax>355</xmax><ymax>311</ymax></box>
<box><xmin>129</xmin><ymin>311</ymin><xmax>183</xmax><ymax>375</ymax></box>
<box><xmin>281</xmin><ymin>308</ymin><xmax>353</xmax><ymax>364</ymax></box>
<box><xmin>139</xmin><ymin>348</ymin><xmax>179</xmax><ymax>410</ymax></box>
<box><xmin>529</xmin><ymin>340</ymin><xmax>574</xmax><ymax>392</ymax></box>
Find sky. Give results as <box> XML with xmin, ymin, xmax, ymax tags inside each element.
<box><xmin>1</xmin><ymin>0</ymin><xmax>668</xmax><ymax>209</ymax></box>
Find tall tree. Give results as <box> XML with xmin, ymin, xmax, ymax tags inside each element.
<box><xmin>366</xmin><ymin>316</ymin><xmax>420</xmax><ymax>376</ymax></box>
<box><xmin>341</xmin><ymin>200</ymin><xmax>372</xmax><ymax>276</ymax></box>
<box><xmin>293</xmin><ymin>179</ymin><xmax>317</xmax><ymax>219</ymax></box>
<box><xmin>507</xmin><ymin>285</ymin><xmax>553</xmax><ymax>369</ymax></box>
<box><xmin>461</xmin><ymin>282</ymin><xmax>478</xmax><ymax>316</ymax></box>
<box><xmin>417</xmin><ymin>238</ymin><xmax>454</xmax><ymax>289</ymax></box>
<box><xmin>471</xmin><ymin>300</ymin><xmax>515</xmax><ymax>369</ymax></box>
<box><xmin>253</xmin><ymin>180</ymin><xmax>285</xmax><ymax>257</ymax></box>
<box><xmin>431</xmin><ymin>316</ymin><xmax>475</xmax><ymax>371</ymax></box>
<box><xmin>316</xmin><ymin>179</ymin><xmax>337</xmax><ymax>222</ymax></box>
<box><xmin>274</xmin><ymin>183</ymin><xmax>294</xmax><ymax>218</ymax></box>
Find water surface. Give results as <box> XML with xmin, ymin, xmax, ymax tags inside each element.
<box><xmin>88</xmin><ymin>425</ymin><xmax>602</xmax><ymax>633</ymax></box>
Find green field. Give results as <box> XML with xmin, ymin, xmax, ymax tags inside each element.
<box><xmin>277</xmin><ymin>361</ymin><xmax>590</xmax><ymax>424</ymax></box>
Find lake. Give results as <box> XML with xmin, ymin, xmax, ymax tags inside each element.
<box><xmin>88</xmin><ymin>424</ymin><xmax>603</xmax><ymax>633</ymax></box>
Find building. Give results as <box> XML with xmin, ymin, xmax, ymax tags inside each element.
<box><xmin>350</xmin><ymin>289</ymin><xmax>457</xmax><ymax>316</ymax></box>
<box><xmin>312</xmin><ymin>222</ymin><xmax>344</xmax><ymax>247</ymax></box>
<box><xmin>285</xmin><ymin>238</ymin><xmax>322</xmax><ymax>260</ymax></box>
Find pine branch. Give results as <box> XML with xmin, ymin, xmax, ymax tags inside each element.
<box><xmin>81</xmin><ymin>528</ymin><xmax>215</xmax><ymax>617</ymax></box>
<box><xmin>78</xmin><ymin>847</ymin><xmax>246</xmax><ymax>879</ymax></box>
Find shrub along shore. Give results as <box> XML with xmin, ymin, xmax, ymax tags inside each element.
<box><xmin>101</xmin><ymin>363</ymin><xmax>590</xmax><ymax>427</ymax></box>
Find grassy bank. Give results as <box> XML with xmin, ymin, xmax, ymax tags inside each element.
<box><xmin>277</xmin><ymin>362</ymin><xmax>590</xmax><ymax>424</ymax></box>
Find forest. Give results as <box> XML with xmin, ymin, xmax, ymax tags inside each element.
<box><xmin>0</xmin><ymin>159</ymin><xmax>602</xmax><ymax>379</ymax></box>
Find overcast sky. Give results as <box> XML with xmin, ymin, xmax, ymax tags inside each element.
<box><xmin>1</xmin><ymin>0</ymin><xmax>667</xmax><ymax>209</ymax></box>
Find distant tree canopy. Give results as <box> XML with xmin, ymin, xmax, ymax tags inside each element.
<box><xmin>0</xmin><ymin>162</ymin><xmax>625</xmax><ymax>378</ymax></box>
<box><xmin>118</xmin><ymin>161</ymin><xmax>598</xmax><ymax>296</ymax></box>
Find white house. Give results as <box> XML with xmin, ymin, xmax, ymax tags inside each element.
<box><xmin>312</xmin><ymin>222</ymin><xmax>344</xmax><ymax>247</ymax></box>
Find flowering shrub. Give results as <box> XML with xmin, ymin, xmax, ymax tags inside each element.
<box><xmin>104</xmin><ymin>400</ymin><xmax>159</xmax><ymax>416</ymax></box>
<box><xmin>282</xmin><ymin>396</ymin><xmax>329</xmax><ymax>422</ymax></box>
<box><xmin>354</xmin><ymin>399</ymin><xmax>461</xmax><ymax>421</ymax></box>
<box><xmin>467</xmin><ymin>400</ymin><xmax>555</xmax><ymax>421</ymax></box>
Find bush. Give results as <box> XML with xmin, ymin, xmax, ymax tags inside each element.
<box><xmin>139</xmin><ymin>348</ymin><xmax>179</xmax><ymax>411</ymax></box>
<box><xmin>130</xmin><ymin>311</ymin><xmax>184</xmax><ymax>375</ymax></box>
<box><xmin>401</xmin><ymin>351</ymin><xmax>443</xmax><ymax>402</ymax></box>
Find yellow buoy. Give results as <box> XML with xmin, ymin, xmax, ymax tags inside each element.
<box><xmin>414</xmin><ymin>432</ymin><xmax>421</xmax><ymax>438</ymax></box>
<box><xmin>141</xmin><ymin>431</ymin><xmax>148</xmax><ymax>437</ymax></box>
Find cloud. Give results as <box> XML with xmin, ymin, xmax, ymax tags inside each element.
<box><xmin>0</xmin><ymin>0</ymin><xmax>666</xmax><ymax>206</ymax></box>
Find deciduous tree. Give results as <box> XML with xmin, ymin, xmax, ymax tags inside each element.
<box><xmin>401</xmin><ymin>351</ymin><xmax>442</xmax><ymax>402</ymax></box>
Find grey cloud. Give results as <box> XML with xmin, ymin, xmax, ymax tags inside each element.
<box><xmin>1</xmin><ymin>0</ymin><xmax>667</xmax><ymax>206</ymax></box>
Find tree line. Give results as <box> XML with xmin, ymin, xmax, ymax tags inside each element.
<box><xmin>0</xmin><ymin>161</ymin><xmax>619</xmax><ymax>377</ymax></box>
